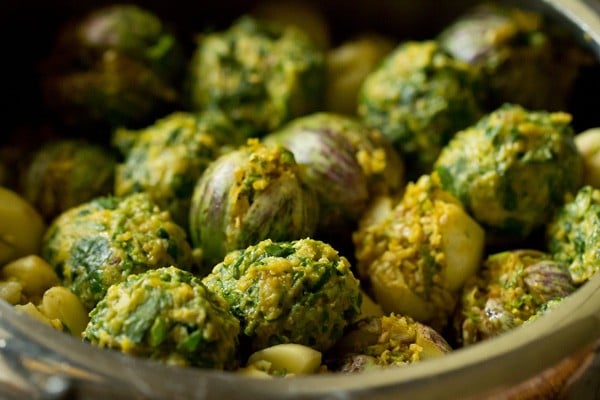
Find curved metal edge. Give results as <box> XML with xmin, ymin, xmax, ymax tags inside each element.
<box><xmin>1</xmin><ymin>274</ymin><xmax>599</xmax><ymax>400</ymax></box>
<box><xmin>542</xmin><ymin>0</ymin><xmax>600</xmax><ymax>55</ymax></box>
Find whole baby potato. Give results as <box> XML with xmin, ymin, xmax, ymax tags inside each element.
<box><xmin>0</xmin><ymin>187</ymin><xmax>46</xmax><ymax>265</ymax></box>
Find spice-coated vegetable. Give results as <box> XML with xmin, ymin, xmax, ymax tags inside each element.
<box><xmin>114</xmin><ymin>111</ymin><xmax>235</xmax><ymax>229</ymax></box>
<box><xmin>438</xmin><ymin>3</ymin><xmax>590</xmax><ymax>111</ymax></box>
<box><xmin>358</xmin><ymin>40</ymin><xmax>484</xmax><ymax>173</ymax></box>
<box><xmin>1</xmin><ymin>1</ymin><xmax>597</xmax><ymax>376</ymax></box>
<box><xmin>327</xmin><ymin>313</ymin><xmax>451</xmax><ymax>372</ymax></box>
<box><xmin>84</xmin><ymin>266</ymin><xmax>240</xmax><ymax>369</ymax></box>
<box><xmin>456</xmin><ymin>250</ymin><xmax>575</xmax><ymax>345</ymax></box>
<box><xmin>353</xmin><ymin>174</ymin><xmax>485</xmax><ymax>329</ymax></box>
<box><xmin>265</xmin><ymin>112</ymin><xmax>403</xmax><ymax>242</ymax></box>
<box><xmin>435</xmin><ymin>103</ymin><xmax>583</xmax><ymax>243</ymax></box>
<box><xmin>21</xmin><ymin>139</ymin><xmax>116</xmax><ymax>222</ymax></box>
<box><xmin>41</xmin><ymin>193</ymin><xmax>194</xmax><ymax>310</ymax></box>
<box><xmin>189</xmin><ymin>140</ymin><xmax>318</xmax><ymax>271</ymax></box>
<box><xmin>202</xmin><ymin>238</ymin><xmax>361</xmax><ymax>353</ymax></box>
<box><xmin>547</xmin><ymin>185</ymin><xmax>600</xmax><ymax>284</ymax></box>
<box><xmin>41</xmin><ymin>4</ymin><xmax>184</xmax><ymax>131</ymax></box>
<box><xmin>186</xmin><ymin>16</ymin><xmax>326</xmax><ymax>138</ymax></box>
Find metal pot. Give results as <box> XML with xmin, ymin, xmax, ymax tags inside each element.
<box><xmin>1</xmin><ymin>0</ymin><xmax>599</xmax><ymax>399</ymax></box>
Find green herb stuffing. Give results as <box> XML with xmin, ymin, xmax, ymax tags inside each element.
<box><xmin>41</xmin><ymin>193</ymin><xmax>193</xmax><ymax>310</ymax></box>
<box><xmin>84</xmin><ymin>266</ymin><xmax>240</xmax><ymax>369</ymax></box>
<box><xmin>202</xmin><ymin>238</ymin><xmax>361</xmax><ymax>352</ymax></box>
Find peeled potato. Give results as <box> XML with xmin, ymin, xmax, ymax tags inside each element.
<box><xmin>575</xmin><ymin>128</ymin><xmax>600</xmax><ymax>188</ymax></box>
<box><xmin>438</xmin><ymin>202</ymin><xmax>485</xmax><ymax>291</ymax></box>
<box><xmin>246</xmin><ymin>343</ymin><xmax>322</xmax><ymax>375</ymax></box>
<box><xmin>0</xmin><ymin>280</ymin><xmax>22</xmax><ymax>304</ymax></box>
<box><xmin>2</xmin><ymin>255</ymin><xmax>59</xmax><ymax>299</ymax></box>
<box><xmin>39</xmin><ymin>286</ymin><xmax>90</xmax><ymax>337</ymax></box>
<box><xmin>358</xmin><ymin>289</ymin><xmax>384</xmax><ymax>320</ymax></box>
<box><xmin>0</xmin><ymin>187</ymin><xmax>46</xmax><ymax>265</ymax></box>
<box><xmin>238</xmin><ymin>364</ymin><xmax>274</xmax><ymax>379</ymax></box>
<box><xmin>325</xmin><ymin>34</ymin><xmax>395</xmax><ymax>114</ymax></box>
<box><xmin>15</xmin><ymin>302</ymin><xmax>62</xmax><ymax>330</ymax></box>
<box><xmin>369</xmin><ymin>263</ymin><xmax>434</xmax><ymax>322</ymax></box>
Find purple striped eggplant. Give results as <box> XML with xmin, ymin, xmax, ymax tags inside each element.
<box><xmin>456</xmin><ymin>250</ymin><xmax>576</xmax><ymax>346</ymax></box>
<box><xmin>188</xmin><ymin>140</ymin><xmax>318</xmax><ymax>272</ymax></box>
<box><xmin>438</xmin><ymin>3</ymin><xmax>591</xmax><ymax>111</ymax></box>
<box><xmin>265</xmin><ymin>112</ymin><xmax>403</xmax><ymax>243</ymax></box>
